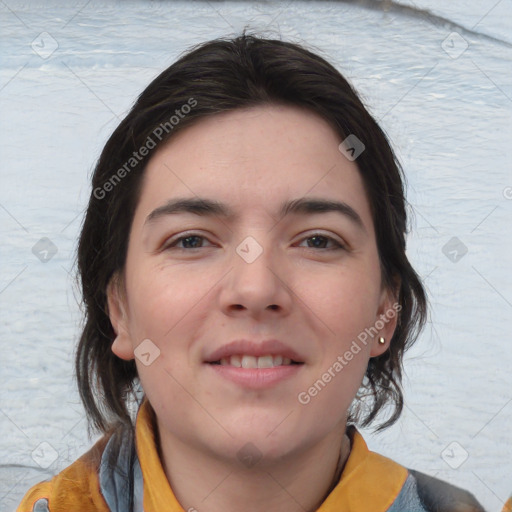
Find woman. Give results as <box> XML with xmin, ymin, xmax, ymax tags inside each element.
<box><xmin>18</xmin><ymin>33</ymin><xmax>486</xmax><ymax>512</ymax></box>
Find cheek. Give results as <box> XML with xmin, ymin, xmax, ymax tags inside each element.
<box><xmin>125</xmin><ymin>262</ymin><xmax>214</xmax><ymax>340</ymax></box>
<box><xmin>126</xmin><ymin>265</ymin><xmax>209</xmax><ymax>412</ymax></box>
<box><xmin>297</xmin><ymin>350</ymin><xmax>369</xmax><ymax>431</ymax></box>
<box><xmin>299</xmin><ymin>263</ymin><xmax>381</xmax><ymax>340</ymax></box>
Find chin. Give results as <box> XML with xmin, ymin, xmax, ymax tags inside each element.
<box><xmin>214</xmin><ymin>415</ymin><xmax>320</xmax><ymax>463</ymax></box>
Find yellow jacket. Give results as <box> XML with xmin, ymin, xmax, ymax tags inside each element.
<box><xmin>18</xmin><ymin>400</ymin><xmax>487</xmax><ymax>512</ymax></box>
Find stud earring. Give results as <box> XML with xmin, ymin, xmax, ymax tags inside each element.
<box><xmin>378</xmin><ymin>337</ymin><xmax>385</xmax><ymax>345</ymax></box>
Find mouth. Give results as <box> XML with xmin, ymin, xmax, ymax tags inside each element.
<box><xmin>204</xmin><ymin>340</ymin><xmax>305</xmax><ymax>389</ymax></box>
<box><xmin>209</xmin><ymin>354</ymin><xmax>303</xmax><ymax>368</ymax></box>
<box><xmin>204</xmin><ymin>339</ymin><xmax>305</xmax><ymax>365</ymax></box>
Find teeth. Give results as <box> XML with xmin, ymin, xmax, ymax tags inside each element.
<box><xmin>257</xmin><ymin>355</ymin><xmax>274</xmax><ymax>368</ymax></box>
<box><xmin>230</xmin><ymin>355</ymin><xmax>242</xmax><ymax>367</ymax></box>
<box><xmin>218</xmin><ymin>355</ymin><xmax>294</xmax><ymax>368</ymax></box>
<box><xmin>241</xmin><ymin>355</ymin><xmax>258</xmax><ymax>369</ymax></box>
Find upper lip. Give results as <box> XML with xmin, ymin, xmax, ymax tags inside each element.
<box><xmin>204</xmin><ymin>339</ymin><xmax>304</xmax><ymax>363</ymax></box>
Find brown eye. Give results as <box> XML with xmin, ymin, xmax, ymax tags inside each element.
<box><xmin>298</xmin><ymin>234</ymin><xmax>344</xmax><ymax>250</ymax></box>
<box><xmin>178</xmin><ymin>236</ymin><xmax>205</xmax><ymax>248</ymax></box>
<box><xmin>164</xmin><ymin>233</ymin><xmax>214</xmax><ymax>250</ymax></box>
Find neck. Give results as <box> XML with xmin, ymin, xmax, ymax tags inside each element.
<box><xmin>156</xmin><ymin>421</ymin><xmax>351</xmax><ymax>512</ymax></box>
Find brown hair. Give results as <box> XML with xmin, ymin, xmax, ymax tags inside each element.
<box><xmin>76</xmin><ymin>32</ymin><xmax>427</xmax><ymax>439</ymax></box>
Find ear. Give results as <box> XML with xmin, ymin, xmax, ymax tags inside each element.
<box><xmin>107</xmin><ymin>274</ymin><xmax>135</xmax><ymax>361</ymax></box>
<box><xmin>369</xmin><ymin>282</ymin><xmax>400</xmax><ymax>357</ymax></box>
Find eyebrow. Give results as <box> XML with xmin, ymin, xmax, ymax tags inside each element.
<box><xmin>145</xmin><ymin>197</ymin><xmax>365</xmax><ymax>231</ymax></box>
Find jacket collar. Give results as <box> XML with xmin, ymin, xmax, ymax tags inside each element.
<box><xmin>317</xmin><ymin>425</ymin><xmax>408</xmax><ymax>511</ymax></box>
<box><xmin>135</xmin><ymin>400</ymin><xmax>408</xmax><ymax>512</ymax></box>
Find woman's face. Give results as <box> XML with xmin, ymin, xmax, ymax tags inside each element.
<box><xmin>109</xmin><ymin>104</ymin><xmax>397</xmax><ymax>463</ymax></box>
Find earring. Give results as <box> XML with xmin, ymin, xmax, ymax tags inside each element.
<box><xmin>378</xmin><ymin>336</ymin><xmax>385</xmax><ymax>345</ymax></box>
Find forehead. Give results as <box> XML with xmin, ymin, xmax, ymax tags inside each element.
<box><xmin>135</xmin><ymin>104</ymin><xmax>373</xmax><ymax>229</ymax></box>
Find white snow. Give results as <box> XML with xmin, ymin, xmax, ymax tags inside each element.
<box><xmin>1</xmin><ymin>1</ymin><xmax>511</xmax><ymax>511</ymax></box>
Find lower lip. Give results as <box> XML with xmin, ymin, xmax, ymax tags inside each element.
<box><xmin>206</xmin><ymin>363</ymin><xmax>303</xmax><ymax>389</ymax></box>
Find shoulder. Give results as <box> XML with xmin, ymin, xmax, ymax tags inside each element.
<box><xmin>345</xmin><ymin>427</ymin><xmax>485</xmax><ymax>512</ymax></box>
<box><xmin>390</xmin><ymin>469</ymin><xmax>486</xmax><ymax>512</ymax></box>
<box><xmin>17</xmin><ymin>435</ymin><xmax>111</xmax><ymax>512</ymax></box>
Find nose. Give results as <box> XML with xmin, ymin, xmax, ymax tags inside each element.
<box><xmin>219</xmin><ymin>238</ymin><xmax>293</xmax><ymax>320</ymax></box>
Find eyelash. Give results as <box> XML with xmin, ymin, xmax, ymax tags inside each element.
<box><xmin>164</xmin><ymin>232</ymin><xmax>346</xmax><ymax>251</ymax></box>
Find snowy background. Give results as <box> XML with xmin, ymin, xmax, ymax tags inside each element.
<box><xmin>1</xmin><ymin>1</ymin><xmax>511</xmax><ymax>510</ymax></box>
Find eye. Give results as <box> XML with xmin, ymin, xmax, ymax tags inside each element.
<box><xmin>297</xmin><ymin>233</ymin><xmax>345</xmax><ymax>250</ymax></box>
<box><xmin>164</xmin><ymin>233</ymin><xmax>214</xmax><ymax>250</ymax></box>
